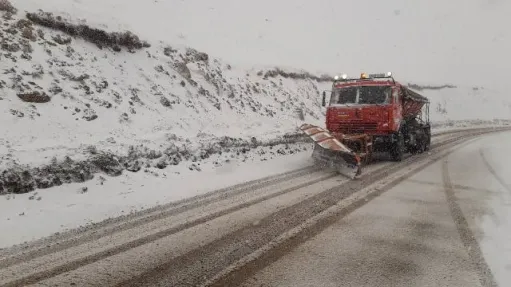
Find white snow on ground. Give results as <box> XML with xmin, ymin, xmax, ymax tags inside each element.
<box><xmin>1</xmin><ymin>0</ymin><xmax>511</xmax><ymax>250</ymax></box>
<box><xmin>0</xmin><ymin>146</ymin><xmax>313</xmax><ymax>248</ymax></box>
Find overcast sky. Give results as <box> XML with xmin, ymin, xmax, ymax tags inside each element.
<box><xmin>14</xmin><ymin>0</ymin><xmax>510</xmax><ymax>88</ymax></box>
<box><xmin>163</xmin><ymin>0</ymin><xmax>509</xmax><ymax>88</ymax></box>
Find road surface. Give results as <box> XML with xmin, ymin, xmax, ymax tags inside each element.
<box><xmin>240</xmin><ymin>131</ymin><xmax>510</xmax><ymax>287</ymax></box>
<box><xmin>0</xmin><ymin>127</ymin><xmax>509</xmax><ymax>287</ymax></box>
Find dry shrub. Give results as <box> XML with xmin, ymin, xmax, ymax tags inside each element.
<box><xmin>52</xmin><ymin>34</ymin><xmax>71</xmax><ymax>45</ymax></box>
<box><xmin>22</xmin><ymin>27</ymin><xmax>37</xmax><ymax>41</ymax></box>
<box><xmin>407</xmin><ymin>83</ymin><xmax>457</xmax><ymax>91</ymax></box>
<box><xmin>0</xmin><ymin>0</ymin><xmax>16</xmax><ymax>14</ymax></box>
<box><xmin>185</xmin><ymin>47</ymin><xmax>209</xmax><ymax>62</ymax></box>
<box><xmin>17</xmin><ymin>91</ymin><xmax>51</xmax><ymax>103</ymax></box>
<box><xmin>1</xmin><ymin>42</ymin><xmax>20</xmax><ymax>52</ymax></box>
<box><xmin>26</xmin><ymin>11</ymin><xmax>150</xmax><ymax>51</ymax></box>
<box><xmin>262</xmin><ymin>68</ymin><xmax>333</xmax><ymax>82</ymax></box>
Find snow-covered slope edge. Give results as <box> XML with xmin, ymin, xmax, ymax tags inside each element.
<box><xmin>1</xmin><ymin>5</ymin><xmax>510</xmax><ymax>194</ymax></box>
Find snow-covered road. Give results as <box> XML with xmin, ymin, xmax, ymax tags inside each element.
<box><xmin>0</xmin><ymin>127</ymin><xmax>508</xmax><ymax>287</ymax></box>
<box><xmin>239</xmin><ymin>130</ymin><xmax>511</xmax><ymax>287</ymax></box>
<box><xmin>0</xmin><ymin>126</ymin><xmax>498</xmax><ymax>249</ymax></box>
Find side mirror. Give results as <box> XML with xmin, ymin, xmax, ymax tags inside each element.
<box><xmin>322</xmin><ymin>91</ymin><xmax>326</xmax><ymax>107</ymax></box>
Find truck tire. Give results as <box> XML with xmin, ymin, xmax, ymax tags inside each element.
<box><xmin>409</xmin><ymin>136</ymin><xmax>421</xmax><ymax>154</ymax></box>
<box><xmin>417</xmin><ymin>137</ymin><xmax>426</xmax><ymax>154</ymax></box>
<box><xmin>390</xmin><ymin>131</ymin><xmax>404</xmax><ymax>161</ymax></box>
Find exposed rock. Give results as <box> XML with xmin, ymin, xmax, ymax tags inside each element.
<box><xmin>17</xmin><ymin>91</ymin><xmax>50</xmax><ymax>103</ymax></box>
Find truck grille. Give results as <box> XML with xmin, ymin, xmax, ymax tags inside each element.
<box><xmin>334</xmin><ymin>122</ymin><xmax>378</xmax><ymax>133</ymax></box>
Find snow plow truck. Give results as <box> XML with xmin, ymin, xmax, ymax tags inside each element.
<box><xmin>300</xmin><ymin>72</ymin><xmax>431</xmax><ymax>179</ymax></box>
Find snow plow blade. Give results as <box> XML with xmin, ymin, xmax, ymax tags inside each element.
<box><xmin>300</xmin><ymin>124</ymin><xmax>362</xmax><ymax>179</ymax></box>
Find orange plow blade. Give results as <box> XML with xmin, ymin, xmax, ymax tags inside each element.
<box><xmin>300</xmin><ymin>124</ymin><xmax>362</xmax><ymax>179</ymax></box>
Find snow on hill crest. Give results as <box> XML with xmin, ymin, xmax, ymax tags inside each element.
<box><xmin>0</xmin><ymin>2</ymin><xmax>510</xmax><ymax>194</ymax></box>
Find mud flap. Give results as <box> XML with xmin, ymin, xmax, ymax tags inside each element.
<box><xmin>300</xmin><ymin>124</ymin><xmax>362</xmax><ymax>179</ymax></box>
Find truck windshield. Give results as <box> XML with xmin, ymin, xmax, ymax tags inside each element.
<box><xmin>330</xmin><ymin>86</ymin><xmax>391</xmax><ymax>105</ymax></box>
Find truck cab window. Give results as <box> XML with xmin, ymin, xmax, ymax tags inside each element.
<box><xmin>331</xmin><ymin>86</ymin><xmax>391</xmax><ymax>105</ymax></box>
<box><xmin>330</xmin><ymin>87</ymin><xmax>357</xmax><ymax>105</ymax></box>
<box><xmin>358</xmin><ymin>86</ymin><xmax>390</xmax><ymax>105</ymax></box>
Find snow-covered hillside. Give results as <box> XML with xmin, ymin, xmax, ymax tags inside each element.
<box><xmin>1</xmin><ymin>0</ymin><xmax>510</xmax><ymax>195</ymax></box>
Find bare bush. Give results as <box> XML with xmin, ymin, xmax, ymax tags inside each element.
<box><xmin>163</xmin><ymin>46</ymin><xmax>177</xmax><ymax>56</ymax></box>
<box><xmin>0</xmin><ymin>0</ymin><xmax>16</xmax><ymax>14</ymax></box>
<box><xmin>26</xmin><ymin>11</ymin><xmax>150</xmax><ymax>51</ymax></box>
<box><xmin>185</xmin><ymin>47</ymin><xmax>209</xmax><ymax>62</ymax></box>
<box><xmin>1</xmin><ymin>42</ymin><xmax>20</xmax><ymax>52</ymax></box>
<box><xmin>407</xmin><ymin>83</ymin><xmax>457</xmax><ymax>91</ymax></box>
<box><xmin>160</xmin><ymin>96</ymin><xmax>172</xmax><ymax>107</ymax></box>
<box><xmin>22</xmin><ymin>27</ymin><xmax>37</xmax><ymax>41</ymax></box>
<box><xmin>262</xmin><ymin>68</ymin><xmax>333</xmax><ymax>82</ymax></box>
<box><xmin>0</xmin><ymin>133</ymin><xmax>311</xmax><ymax>194</ymax></box>
<box><xmin>17</xmin><ymin>91</ymin><xmax>51</xmax><ymax>103</ymax></box>
<box><xmin>52</xmin><ymin>34</ymin><xmax>72</xmax><ymax>45</ymax></box>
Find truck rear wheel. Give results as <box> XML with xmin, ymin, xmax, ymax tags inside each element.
<box><xmin>412</xmin><ymin>135</ymin><xmax>427</xmax><ymax>154</ymax></box>
<box><xmin>390</xmin><ymin>131</ymin><xmax>404</xmax><ymax>161</ymax></box>
<box><xmin>417</xmin><ymin>138</ymin><xmax>426</xmax><ymax>154</ymax></box>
